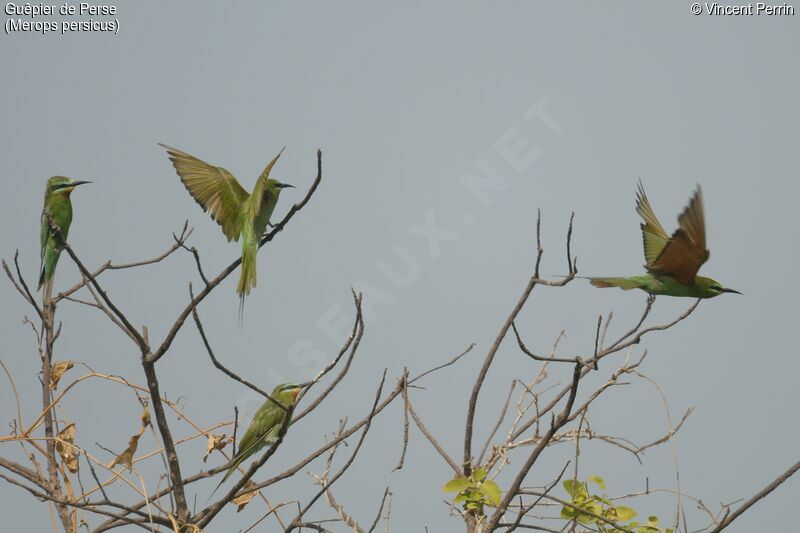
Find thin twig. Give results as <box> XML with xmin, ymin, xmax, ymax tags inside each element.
<box><xmin>709</xmin><ymin>460</ymin><xmax>800</xmax><ymax>532</ymax></box>
<box><xmin>287</xmin><ymin>370</ymin><xmax>389</xmax><ymax>531</ymax></box>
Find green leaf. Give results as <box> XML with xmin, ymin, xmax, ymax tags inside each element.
<box><xmin>472</xmin><ymin>467</ymin><xmax>488</xmax><ymax>481</ymax></box>
<box><xmin>586</xmin><ymin>501</ymin><xmax>602</xmax><ymax>515</ymax></box>
<box><xmin>480</xmin><ymin>479</ymin><xmax>501</xmax><ymax>507</ymax></box>
<box><xmin>464</xmin><ymin>488</ymin><xmax>483</xmax><ymax>501</ymax></box>
<box><xmin>561</xmin><ymin>506</ymin><xmax>578</xmax><ymax>519</ymax></box>
<box><xmin>443</xmin><ymin>477</ymin><xmax>471</xmax><ymax>493</ymax></box>
<box><xmin>647</xmin><ymin>516</ymin><xmax>659</xmax><ymax>525</ymax></box>
<box><xmin>563</xmin><ymin>479</ymin><xmax>581</xmax><ymax>497</ymax></box>
<box><xmin>454</xmin><ymin>493</ymin><xmax>467</xmax><ymax>504</ymax></box>
<box><xmin>588</xmin><ymin>474</ymin><xmax>606</xmax><ymax>490</ymax></box>
<box><xmin>614</xmin><ymin>506</ymin><xmax>637</xmax><ymax>521</ymax></box>
<box><xmin>593</xmin><ymin>494</ymin><xmax>613</xmax><ymax>506</ymax></box>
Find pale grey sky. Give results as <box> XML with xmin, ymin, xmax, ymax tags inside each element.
<box><xmin>1</xmin><ymin>2</ymin><xmax>798</xmax><ymax>531</ymax></box>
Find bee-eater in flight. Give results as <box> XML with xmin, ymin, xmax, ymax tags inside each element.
<box><xmin>160</xmin><ymin>144</ymin><xmax>294</xmax><ymax>313</ymax></box>
<box><xmin>213</xmin><ymin>383</ymin><xmax>303</xmax><ymax>494</ymax></box>
<box><xmin>39</xmin><ymin>176</ymin><xmax>91</xmax><ymax>300</ymax></box>
<box><xmin>590</xmin><ymin>182</ymin><xmax>741</xmax><ymax>298</ymax></box>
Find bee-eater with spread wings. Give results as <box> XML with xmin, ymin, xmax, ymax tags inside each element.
<box><xmin>590</xmin><ymin>182</ymin><xmax>741</xmax><ymax>298</ymax></box>
<box><xmin>39</xmin><ymin>176</ymin><xmax>91</xmax><ymax>300</ymax></box>
<box><xmin>212</xmin><ymin>383</ymin><xmax>303</xmax><ymax>494</ymax></box>
<box><xmin>160</xmin><ymin>144</ymin><xmax>294</xmax><ymax>312</ymax></box>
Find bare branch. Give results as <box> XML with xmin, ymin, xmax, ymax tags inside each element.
<box><xmin>709</xmin><ymin>460</ymin><xmax>800</xmax><ymax>533</ymax></box>
<box><xmin>1</xmin><ymin>252</ymin><xmax>43</xmax><ymax>319</ymax></box>
<box><xmin>408</xmin><ymin>343</ymin><xmax>475</xmax><ymax>385</ymax></box>
<box><xmin>464</xmin><ymin>211</ymin><xmax>576</xmax><ymax>474</ymax></box>
<box><xmin>503</xmin><ymin>462</ymin><xmax>569</xmax><ymax>533</ymax></box>
<box><xmin>140</xmin><ymin>360</ymin><xmax>189</xmax><ymax>523</ymax></box>
<box><xmin>393</xmin><ymin>378</ymin><xmax>410</xmax><ymax>472</ymax></box>
<box><xmin>53</xmin><ymin>222</ymin><xmax>192</xmax><ymax>304</ymax></box>
<box><xmin>367</xmin><ymin>488</ymin><xmax>391</xmax><ymax>533</ymax></box>
<box><xmin>485</xmin><ymin>362</ymin><xmax>582</xmax><ymax>531</ymax></box>
<box><xmin>287</xmin><ymin>369</ymin><xmax>389</xmax><ymax>531</ymax></box>
<box><xmin>294</xmin><ymin>290</ymin><xmax>364</xmax><ymax>422</ymax></box>
<box><xmin>404</xmin><ymin>378</ymin><xmax>462</xmax><ymax>475</ymax></box>
<box><xmin>477</xmin><ymin>380</ymin><xmax>516</xmax><ymax>466</ymax></box>
<box><xmin>191</xmin><ymin>289</ymin><xmax>286</xmax><ymax>412</ymax></box>
<box><xmin>60</xmin><ymin>240</ymin><xmax>149</xmax><ymax>352</ymax></box>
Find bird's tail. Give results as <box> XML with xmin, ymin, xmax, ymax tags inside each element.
<box><xmin>208</xmin><ymin>465</ymin><xmax>236</xmax><ymax>502</ymax></box>
<box><xmin>39</xmin><ymin>270</ymin><xmax>53</xmax><ymax>301</ymax></box>
<box><xmin>236</xmin><ymin>243</ymin><xmax>257</xmax><ymax>297</ymax></box>
<box><xmin>209</xmin><ymin>445</ymin><xmax>253</xmax><ymax>501</ymax></box>
<box><xmin>236</xmin><ymin>242</ymin><xmax>258</xmax><ymax>322</ymax></box>
<box><xmin>38</xmin><ymin>249</ymin><xmax>60</xmax><ymax>303</ymax></box>
<box><xmin>588</xmin><ymin>277</ymin><xmax>642</xmax><ymax>290</ymax></box>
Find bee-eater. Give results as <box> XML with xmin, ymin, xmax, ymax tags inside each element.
<box><xmin>214</xmin><ymin>383</ymin><xmax>303</xmax><ymax>492</ymax></box>
<box><xmin>39</xmin><ymin>176</ymin><xmax>91</xmax><ymax>299</ymax></box>
<box><xmin>160</xmin><ymin>144</ymin><xmax>294</xmax><ymax>311</ymax></box>
<box><xmin>589</xmin><ymin>182</ymin><xmax>741</xmax><ymax>298</ymax></box>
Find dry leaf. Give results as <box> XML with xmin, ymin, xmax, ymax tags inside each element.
<box><xmin>49</xmin><ymin>360</ymin><xmax>74</xmax><ymax>390</ymax></box>
<box><xmin>141</xmin><ymin>407</ymin><xmax>151</xmax><ymax>428</ymax></box>
<box><xmin>231</xmin><ymin>481</ymin><xmax>258</xmax><ymax>512</ymax></box>
<box><xmin>55</xmin><ymin>423</ymin><xmax>79</xmax><ymax>473</ymax></box>
<box><xmin>108</xmin><ymin>433</ymin><xmax>141</xmax><ymax>471</ymax></box>
<box><xmin>108</xmin><ymin>405</ymin><xmax>150</xmax><ymax>471</ymax></box>
<box><xmin>203</xmin><ymin>433</ymin><xmax>232</xmax><ymax>463</ymax></box>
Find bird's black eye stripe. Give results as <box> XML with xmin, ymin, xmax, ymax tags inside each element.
<box><xmin>50</xmin><ymin>183</ymin><xmax>72</xmax><ymax>191</ymax></box>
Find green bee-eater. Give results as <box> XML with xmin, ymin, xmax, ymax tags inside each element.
<box><xmin>214</xmin><ymin>383</ymin><xmax>303</xmax><ymax>493</ymax></box>
<box><xmin>160</xmin><ymin>144</ymin><xmax>294</xmax><ymax>310</ymax></box>
<box><xmin>589</xmin><ymin>182</ymin><xmax>741</xmax><ymax>298</ymax></box>
<box><xmin>39</xmin><ymin>176</ymin><xmax>91</xmax><ymax>299</ymax></box>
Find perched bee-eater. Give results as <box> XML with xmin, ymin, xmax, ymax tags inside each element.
<box><xmin>160</xmin><ymin>144</ymin><xmax>294</xmax><ymax>311</ymax></box>
<box><xmin>214</xmin><ymin>383</ymin><xmax>303</xmax><ymax>492</ymax></box>
<box><xmin>39</xmin><ymin>176</ymin><xmax>91</xmax><ymax>299</ymax></box>
<box><xmin>589</xmin><ymin>182</ymin><xmax>741</xmax><ymax>298</ymax></box>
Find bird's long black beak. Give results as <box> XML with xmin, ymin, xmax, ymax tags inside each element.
<box><xmin>72</xmin><ymin>180</ymin><xmax>92</xmax><ymax>187</ymax></box>
<box><xmin>721</xmin><ymin>287</ymin><xmax>742</xmax><ymax>295</ymax></box>
<box><xmin>278</xmin><ymin>183</ymin><xmax>295</xmax><ymax>189</ymax></box>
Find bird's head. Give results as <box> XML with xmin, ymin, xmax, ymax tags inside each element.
<box><xmin>267</xmin><ymin>179</ymin><xmax>295</xmax><ymax>194</ymax></box>
<box><xmin>697</xmin><ymin>276</ymin><xmax>742</xmax><ymax>298</ymax></box>
<box><xmin>271</xmin><ymin>383</ymin><xmax>305</xmax><ymax>407</ymax></box>
<box><xmin>46</xmin><ymin>176</ymin><xmax>91</xmax><ymax>196</ymax></box>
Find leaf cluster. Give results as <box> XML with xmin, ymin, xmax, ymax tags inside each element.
<box><xmin>562</xmin><ymin>475</ymin><xmax>673</xmax><ymax>533</ymax></box>
<box><xmin>443</xmin><ymin>467</ymin><xmax>501</xmax><ymax>515</ymax></box>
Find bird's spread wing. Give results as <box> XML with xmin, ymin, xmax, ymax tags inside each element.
<box><xmin>635</xmin><ymin>182</ymin><xmax>670</xmax><ymax>266</ymax></box>
<box><xmin>646</xmin><ymin>186</ymin><xmax>709</xmax><ymax>284</ymax></box>
<box><xmin>248</xmin><ymin>148</ymin><xmax>284</xmax><ymax>216</ymax></box>
<box><xmin>160</xmin><ymin>144</ymin><xmax>249</xmax><ymax>241</ymax></box>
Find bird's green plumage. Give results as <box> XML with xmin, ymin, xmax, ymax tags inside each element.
<box><xmin>590</xmin><ymin>182</ymin><xmax>740</xmax><ymax>299</ymax></box>
<box><xmin>635</xmin><ymin>181</ymin><xmax>670</xmax><ymax>266</ymax></box>
<box><xmin>590</xmin><ymin>274</ymin><xmax>735</xmax><ymax>298</ymax></box>
<box><xmin>39</xmin><ymin>176</ymin><xmax>89</xmax><ymax>300</ymax></box>
<box><xmin>160</xmin><ymin>144</ymin><xmax>293</xmax><ymax>310</ymax></box>
<box><xmin>214</xmin><ymin>384</ymin><xmax>302</xmax><ymax>492</ymax></box>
